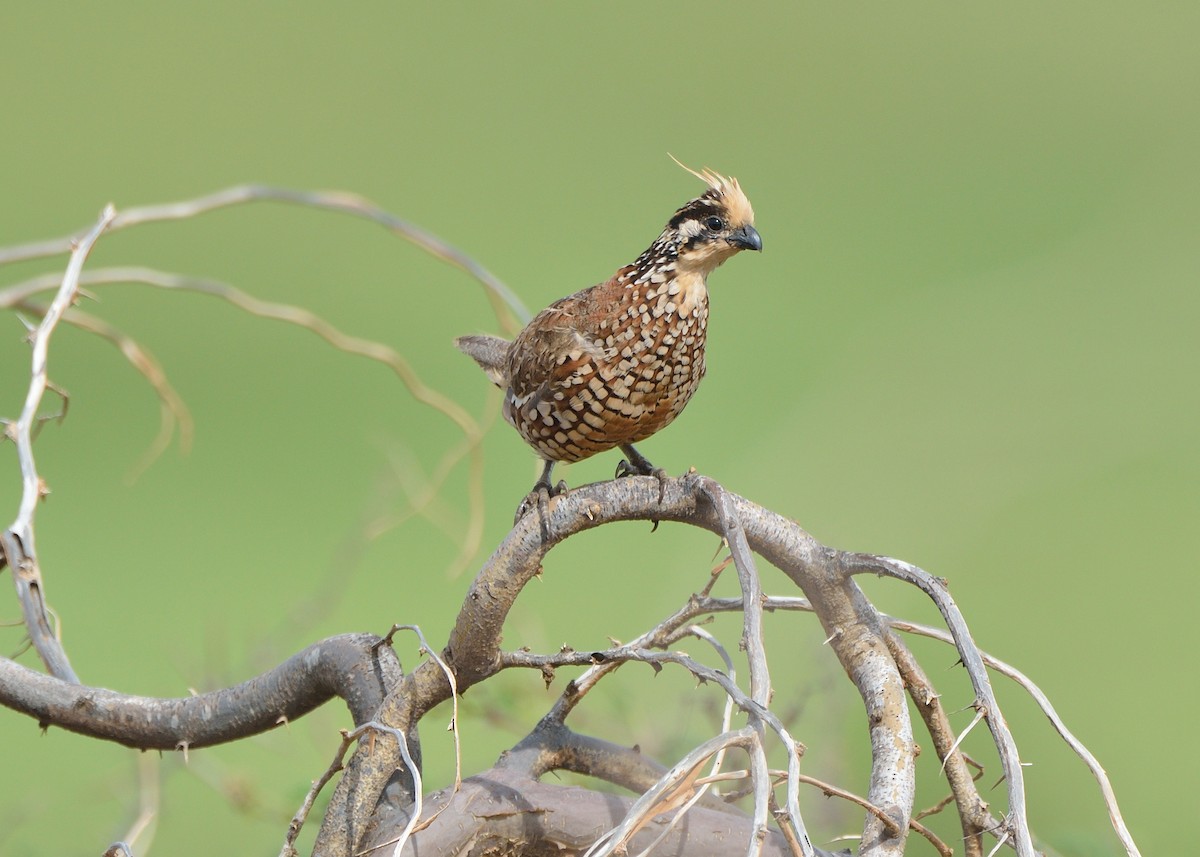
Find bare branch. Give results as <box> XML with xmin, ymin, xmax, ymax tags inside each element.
<box><xmin>580</xmin><ymin>727</ymin><xmax>759</xmax><ymax>857</ymax></box>
<box><xmin>884</xmin><ymin>631</ymin><xmax>991</xmax><ymax>856</ymax></box>
<box><xmin>693</xmin><ymin>476</ymin><xmax>772</xmax><ymax>706</ymax></box>
<box><xmin>380</xmin><ymin>625</ymin><xmax>461</xmax><ymax>791</ymax></box>
<box><xmin>0</xmin><ymin>185</ymin><xmax>529</xmax><ymax>332</ymax></box>
<box><xmin>697</xmin><ymin>593</ymin><xmax>1141</xmax><ymax>857</ymax></box>
<box><xmin>2</xmin><ymin>205</ymin><xmax>115</xmax><ymax>681</ymax></box>
<box><xmin>3</xmin><ymin>265</ymin><xmax>492</xmax><ymax>578</ymax></box>
<box><xmin>1</xmin><ymin>186</ymin><xmax>1135</xmax><ymax>857</ymax></box>
<box><xmin>792</xmin><ymin>774</ymin><xmax>951</xmax><ymax>857</ymax></box>
<box><xmin>0</xmin><ymin>633</ymin><xmax>401</xmax><ymax>750</ymax></box>
<box><xmin>283</xmin><ymin>728</ymin><xmax>359</xmax><ymax>857</ymax></box>
<box><xmin>324</xmin><ymin>474</ymin><xmax>918</xmax><ymax>855</ymax></box>
<box><xmin>885</xmin><ymin>616</ymin><xmax>1142</xmax><ymax>857</ymax></box>
<box><xmin>840</xmin><ymin>554</ymin><xmax>1036</xmax><ymax>856</ymax></box>
<box><xmin>41</xmin><ymin>304</ymin><xmax>193</xmax><ymax>477</ymax></box>
<box><xmin>356</xmin><ymin>766</ymin><xmax>847</xmax><ymax>857</ymax></box>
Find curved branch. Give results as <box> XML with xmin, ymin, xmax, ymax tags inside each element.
<box><xmin>358</xmin><ymin>766</ymin><xmax>850</xmax><ymax>857</ymax></box>
<box><xmin>324</xmin><ymin>474</ymin><xmax>919</xmax><ymax>855</ymax></box>
<box><xmin>0</xmin><ymin>633</ymin><xmax>401</xmax><ymax>750</ymax></box>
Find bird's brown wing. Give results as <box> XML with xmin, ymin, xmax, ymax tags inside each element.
<box><xmin>504</xmin><ymin>287</ymin><xmax>611</xmax><ymax>408</ymax></box>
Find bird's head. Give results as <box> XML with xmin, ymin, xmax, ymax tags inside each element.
<box><xmin>663</xmin><ymin>161</ymin><xmax>762</xmax><ymax>275</ymax></box>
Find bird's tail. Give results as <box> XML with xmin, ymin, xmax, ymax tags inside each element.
<box><xmin>454</xmin><ymin>334</ymin><xmax>510</xmax><ymax>387</ymax></box>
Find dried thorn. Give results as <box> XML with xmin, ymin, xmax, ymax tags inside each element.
<box><xmin>940</xmin><ymin>708</ymin><xmax>987</xmax><ymax>775</ymax></box>
<box><xmin>175</xmin><ymin>741</ymin><xmax>190</xmax><ymax>763</ymax></box>
<box><xmin>710</xmin><ymin>536</ymin><xmax>729</xmax><ymax>563</ymax></box>
<box><xmin>984</xmin><ymin>829</ymin><xmax>1012</xmax><ymax>857</ymax></box>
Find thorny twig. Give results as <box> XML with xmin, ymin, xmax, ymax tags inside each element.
<box><xmin>688</xmin><ymin>594</ymin><xmax>1141</xmax><ymax>857</ymax></box>
<box><xmin>0</xmin><ymin>192</ymin><xmax>1143</xmax><ymax>857</ymax></box>
<box><xmin>0</xmin><ymin>184</ymin><xmax>530</xmax><ymax>583</ymax></box>
<box><xmin>3</xmin><ymin>265</ymin><xmax>493</xmax><ymax>577</ymax></box>
<box><xmin>2</xmin><ymin>204</ymin><xmax>115</xmax><ymax>681</ymax></box>
<box><xmin>282</xmin><ymin>729</ymin><xmax>365</xmax><ymax>857</ymax></box>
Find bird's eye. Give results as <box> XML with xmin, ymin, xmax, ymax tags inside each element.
<box><xmin>704</xmin><ymin>216</ymin><xmax>725</xmax><ymax>232</ymax></box>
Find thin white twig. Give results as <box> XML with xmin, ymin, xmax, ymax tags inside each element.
<box><xmin>336</xmin><ymin>721</ymin><xmax>423</xmax><ymax>857</ymax></box>
<box><xmin>3</xmin><ymin>265</ymin><xmax>490</xmax><ymax>575</ymax></box>
<box><xmin>384</xmin><ymin>624</ymin><xmax>462</xmax><ymax>791</ymax></box>
<box><xmin>941</xmin><ymin>709</ymin><xmax>988</xmax><ymax>776</ymax></box>
<box><xmin>985</xmin><ymin>829</ymin><xmax>1012</xmax><ymax>857</ymax></box>
<box><xmin>7</xmin><ymin>206</ymin><xmax>115</xmax><ymax>552</ymax></box>
<box><xmin>582</xmin><ymin>728</ymin><xmax>756</xmax><ymax>857</ymax></box>
<box><xmin>701</xmin><ymin>593</ymin><xmax>1141</xmax><ymax>856</ymax></box>
<box><xmin>885</xmin><ymin>615</ymin><xmax>1142</xmax><ymax>857</ymax></box>
<box><xmin>629</xmin><ymin>626</ymin><xmax>737</xmax><ymax>857</ymax></box>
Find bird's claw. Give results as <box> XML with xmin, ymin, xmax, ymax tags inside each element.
<box><xmin>616</xmin><ymin>459</ymin><xmax>669</xmax><ymax>503</ymax></box>
<box><xmin>514</xmin><ymin>480</ymin><xmax>568</xmax><ymax>527</ymax></box>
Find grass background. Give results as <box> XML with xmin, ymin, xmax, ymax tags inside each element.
<box><xmin>1</xmin><ymin>4</ymin><xmax>1194</xmax><ymax>854</ymax></box>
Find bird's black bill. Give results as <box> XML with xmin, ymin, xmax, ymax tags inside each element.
<box><xmin>729</xmin><ymin>224</ymin><xmax>763</xmax><ymax>252</ymax></box>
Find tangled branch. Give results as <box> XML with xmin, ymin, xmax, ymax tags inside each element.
<box><xmin>0</xmin><ymin>187</ymin><xmax>1143</xmax><ymax>857</ymax></box>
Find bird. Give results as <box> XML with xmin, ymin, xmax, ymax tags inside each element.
<box><xmin>455</xmin><ymin>163</ymin><xmax>761</xmax><ymax>518</ymax></box>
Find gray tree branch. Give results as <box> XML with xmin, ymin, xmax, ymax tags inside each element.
<box><xmin>1</xmin><ymin>187</ymin><xmax>1143</xmax><ymax>857</ymax></box>
<box><xmin>0</xmin><ymin>633</ymin><xmax>403</xmax><ymax>752</ymax></box>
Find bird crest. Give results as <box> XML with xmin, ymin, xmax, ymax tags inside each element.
<box><xmin>669</xmin><ymin>155</ymin><xmax>755</xmax><ymax>227</ymax></box>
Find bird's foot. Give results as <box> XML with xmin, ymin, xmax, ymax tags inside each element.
<box><xmin>514</xmin><ymin>479</ymin><xmax>568</xmax><ymax>527</ymax></box>
<box><xmin>617</xmin><ymin>446</ymin><xmax>669</xmax><ymax>531</ymax></box>
<box><xmin>616</xmin><ymin>446</ymin><xmax>669</xmax><ymax>503</ymax></box>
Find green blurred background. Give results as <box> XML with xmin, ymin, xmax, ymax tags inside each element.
<box><xmin>1</xmin><ymin>4</ymin><xmax>1194</xmax><ymax>855</ymax></box>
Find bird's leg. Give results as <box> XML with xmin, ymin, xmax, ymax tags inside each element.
<box><xmin>616</xmin><ymin>444</ymin><xmax>669</xmax><ymax>503</ymax></box>
<box><xmin>515</xmin><ymin>459</ymin><xmax>567</xmax><ymax>527</ymax></box>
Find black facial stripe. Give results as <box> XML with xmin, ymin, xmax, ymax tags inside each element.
<box><xmin>667</xmin><ymin>196</ymin><xmax>723</xmax><ymax>230</ymax></box>
<box><xmin>680</xmin><ymin>232</ymin><xmax>721</xmax><ymax>251</ymax></box>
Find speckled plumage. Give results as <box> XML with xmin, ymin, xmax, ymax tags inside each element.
<box><xmin>456</xmin><ymin>166</ymin><xmax>761</xmax><ymax>502</ymax></box>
